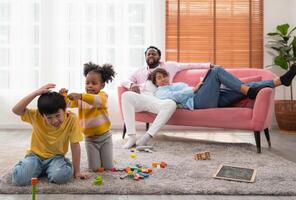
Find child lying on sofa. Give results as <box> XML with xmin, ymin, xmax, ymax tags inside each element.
<box><xmin>149</xmin><ymin>65</ymin><xmax>296</xmax><ymax>109</ymax></box>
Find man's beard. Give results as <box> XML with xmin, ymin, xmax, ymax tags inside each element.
<box><xmin>147</xmin><ymin>59</ymin><xmax>160</xmax><ymax>69</ymax></box>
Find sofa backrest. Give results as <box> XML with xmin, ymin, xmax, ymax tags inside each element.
<box><xmin>173</xmin><ymin>68</ymin><xmax>275</xmax><ymax>87</ymax></box>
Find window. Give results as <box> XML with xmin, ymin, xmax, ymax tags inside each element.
<box><xmin>166</xmin><ymin>0</ymin><xmax>263</xmax><ymax>68</ymax></box>
<box><xmin>0</xmin><ymin>0</ymin><xmax>40</xmax><ymax>91</ymax></box>
<box><xmin>0</xmin><ymin>0</ymin><xmax>164</xmax><ymax>92</ymax></box>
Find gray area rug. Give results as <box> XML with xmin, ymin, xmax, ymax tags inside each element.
<box><xmin>1</xmin><ymin>139</ymin><xmax>296</xmax><ymax>195</ymax></box>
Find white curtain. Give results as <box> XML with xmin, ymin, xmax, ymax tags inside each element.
<box><xmin>0</xmin><ymin>0</ymin><xmax>165</xmax><ymax>128</ymax></box>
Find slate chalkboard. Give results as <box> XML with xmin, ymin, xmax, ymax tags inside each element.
<box><xmin>213</xmin><ymin>164</ymin><xmax>256</xmax><ymax>183</ymax></box>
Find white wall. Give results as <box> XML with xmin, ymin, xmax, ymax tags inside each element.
<box><xmin>264</xmin><ymin>0</ymin><xmax>296</xmax><ymax>100</ymax></box>
<box><xmin>1</xmin><ymin>0</ymin><xmax>296</xmax><ymax>129</ymax></box>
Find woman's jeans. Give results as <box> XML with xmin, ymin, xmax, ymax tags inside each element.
<box><xmin>194</xmin><ymin>67</ymin><xmax>275</xmax><ymax>109</ymax></box>
<box><xmin>12</xmin><ymin>154</ymin><xmax>73</xmax><ymax>186</ymax></box>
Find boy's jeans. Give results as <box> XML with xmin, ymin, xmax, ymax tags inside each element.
<box><xmin>12</xmin><ymin>154</ymin><xmax>73</xmax><ymax>186</ymax></box>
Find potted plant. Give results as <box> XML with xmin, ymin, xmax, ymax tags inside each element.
<box><xmin>266</xmin><ymin>23</ymin><xmax>296</xmax><ymax>131</ymax></box>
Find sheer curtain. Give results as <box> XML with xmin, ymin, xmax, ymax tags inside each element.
<box><xmin>0</xmin><ymin>0</ymin><xmax>165</xmax><ymax>128</ymax></box>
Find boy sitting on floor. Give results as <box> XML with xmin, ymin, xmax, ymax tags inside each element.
<box><xmin>11</xmin><ymin>83</ymin><xmax>87</xmax><ymax>186</ymax></box>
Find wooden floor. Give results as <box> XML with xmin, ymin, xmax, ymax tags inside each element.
<box><xmin>0</xmin><ymin>128</ymin><xmax>296</xmax><ymax>200</ymax></box>
<box><xmin>0</xmin><ymin>194</ymin><xmax>295</xmax><ymax>200</ymax></box>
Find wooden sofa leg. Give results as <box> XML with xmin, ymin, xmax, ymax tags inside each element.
<box><xmin>254</xmin><ymin>131</ymin><xmax>261</xmax><ymax>153</ymax></box>
<box><xmin>122</xmin><ymin>123</ymin><xmax>127</xmax><ymax>139</ymax></box>
<box><xmin>264</xmin><ymin>128</ymin><xmax>271</xmax><ymax>147</ymax></box>
<box><xmin>146</xmin><ymin>123</ymin><xmax>150</xmax><ymax>131</ymax></box>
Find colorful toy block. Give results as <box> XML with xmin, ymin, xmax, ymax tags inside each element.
<box><xmin>147</xmin><ymin>168</ymin><xmax>153</xmax><ymax>173</ymax></box>
<box><xmin>130</xmin><ymin>153</ymin><xmax>137</xmax><ymax>159</ymax></box>
<box><xmin>160</xmin><ymin>161</ymin><xmax>167</xmax><ymax>168</ymax></box>
<box><xmin>97</xmin><ymin>167</ymin><xmax>105</xmax><ymax>173</ymax></box>
<box><xmin>138</xmin><ymin>172</ymin><xmax>149</xmax><ymax>178</ymax></box>
<box><xmin>125</xmin><ymin>167</ymin><xmax>131</xmax><ymax>173</ymax></box>
<box><xmin>152</xmin><ymin>162</ymin><xmax>158</xmax><ymax>167</ymax></box>
<box><xmin>31</xmin><ymin>177</ymin><xmax>38</xmax><ymax>200</ymax></box>
<box><xmin>110</xmin><ymin>167</ymin><xmax>117</xmax><ymax>172</ymax></box>
<box><xmin>93</xmin><ymin>175</ymin><xmax>103</xmax><ymax>185</ymax></box>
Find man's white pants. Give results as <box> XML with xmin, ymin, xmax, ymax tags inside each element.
<box><xmin>121</xmin><ymin>91</ymin><xmax>176</xmax><ymax>137</ymax></box>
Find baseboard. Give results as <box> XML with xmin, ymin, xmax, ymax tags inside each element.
<box><xmin>0</xmin><ymin>123</ymin><xmax>279</xmax><ymax>131</ymax></box>
<box><xmin>0</xmin><ymin>124</ymin><xmax>31</xmax><ymax>129</ymax></box>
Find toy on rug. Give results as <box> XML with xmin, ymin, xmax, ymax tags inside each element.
<box><xmin>93</xmin><ymin>175</ymin><xmax>103</xmax><ymax>185</ymax></box>
<box><xmin>130</xmin><ymin>146</ymin><xmax>154</xmax><ymax>153</ymax></box>
<box><xmin>152</xmin><ymin>161</ymin><xmax>167</xmax><ymax>168</ymax></box>
<box><xmin>194</xmin><ymin>151</ymin><xmax>211</xmax><ymax>160</ymax></box>
<box><xmin>117</xmin><ymin>163</ymin><xmax>162</xmax><ymax>181</ymax></box>
<box><xmin>130</xmin><ymin>153</ymin><xmax>137</xmax><ymax>159</ymax></box>
<box><xmin>31</xmin><ymin>177</ymin><xmax>38</xmax><ymax>200</ymax></box>
<box><xmin>136</xmin><ymin>145</ymin><xmax>154</xmax><ymax>153</ymax></box>
<box><xmin>97</xmin><ymin>167</ymin><xmax>105</xmax><ymax>173</ymax></box>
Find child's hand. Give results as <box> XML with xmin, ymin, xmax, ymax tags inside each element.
<box><xmin>68</xmin><ymin>93</ymin><xmax>82</xmax><ymax>100</ymax></box>
<box><xmin>74</xmin><ymin>172</ymin><xmax>90</xmax><ymax>180</ymax></box>
<box><xmin>36</xmin><ymin>83</ymin><xmax>56</xmax><ymax>95</ymax></box>
<box><xmin>193</xmin><ymin>82</ymin><xmax>203</xmax><ymax>92</ymax></box>
<box><xmin>59</xmin><ymin>88</ymin><xmax>68</xmax><ymax>97</ymax></box>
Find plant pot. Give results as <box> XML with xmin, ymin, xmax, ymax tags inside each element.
<box><xmin>275</xmin><ymin>100</ymin><xmax>296</xmax><ymax>132</ymax></box>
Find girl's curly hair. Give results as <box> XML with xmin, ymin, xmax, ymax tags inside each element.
<box><xmin>83</xmin><ymin>62</ymin><xmax>116</xmax><ymax>83</ymax></box>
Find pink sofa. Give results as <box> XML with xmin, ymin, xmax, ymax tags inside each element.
<box><xmin>118</xmin><ymin>68</ymin><xmax>276</xmax><ymax>153</ymax></box>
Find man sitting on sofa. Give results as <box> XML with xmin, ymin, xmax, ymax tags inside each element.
<box><xmin>121</xmin><ymin>46</ymin><xmax>211</xmax><ymax>148</ymax></box>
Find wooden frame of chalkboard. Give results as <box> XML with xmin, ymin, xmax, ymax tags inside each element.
<box><xmin>213</xmin><ymin>164</ymin><xmax>257</xmax><ymax>183</ymax></box>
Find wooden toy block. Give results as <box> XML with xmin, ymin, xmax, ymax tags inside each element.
<box><xmin>97</xmin><ymin>167</ymin><xmax>105</xmax><ymax>173</ymax></box>
<box><xmin>128</xmin><ymin>171</ymin><xmax>134</xmax><ymax>178</ymax></box>
<box><xmin>137</xmin><ymin>164</ymin><xmax>143</xmax><ymax>168</ymax></box>
<box><xmin>138</xmin><ymin>172</ymin><xmax>149</xmax><ymax>178</ymax></box>
<box><xmin>160</xmin><ymin>161</ymin><xmax>167</xmax><ymax>168</ymax></box>
<box><xmin>147</xmin><ymin>168</ymin><xmax>153</xmax><ymax>173</ymax></box>
<box><xmin>130</xmin><ymin>153</ymin><xmax>137</xmax><ymax>159</ymax></box>
<box><xmin>194</xmin><ymin>151</ymin><xmax>211</xmax><ymax>160</ymax></box>
<box><xmin>152</xmin><ymin>162</ymin><xmax>158</xmax><ymax>167</ymax></box>
<box><xmin>125</xmin><ymin>167</ymin><xmax>131</xmax><ymax>173</ymax></box>
<box><xmin>116</xmin><ymin>167</ymin><xmax>125</xmax><ymax>172</ymax></box>
<box><xmin>93</xmin><ymin>175</ymin><xmax>103</xmax><ymax>185</ymax></box>
<box><xmin>110</xmin><ymin>167</ymin><xmax>117</xmax><ymax>172</ymax></box>
<box><xmin>120</xmin><ymin>174</ymin><xmax>128</xmax><ymax>179</ymax></box>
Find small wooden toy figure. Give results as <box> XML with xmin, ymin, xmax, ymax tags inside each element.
<box><xmin>194</xmin><ymin>151</ymin><xmax>211</xmax><ymax>160</ymax></box>
<box><xmin>31</xmin><ymin>177</ymin><xmax>38</xmax><ymax>200</ymax></box>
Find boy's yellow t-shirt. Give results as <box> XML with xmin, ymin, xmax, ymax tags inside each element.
<box><xmin>21</xmin><ymin>109</ymin><xmax>83</xmax><ymax>160</ymax></box>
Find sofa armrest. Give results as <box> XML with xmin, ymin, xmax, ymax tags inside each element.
<box><xmin>118</xmin><ymin>86</ymin><xmax>128</xmax><ymax>119</ymax></box>
<box><xmin>251</xmin><ymin>88</ymin><xmax>275</xmax><ymax>131</ymax></box>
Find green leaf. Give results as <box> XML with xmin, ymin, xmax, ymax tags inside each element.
<box><xmin>277</xmin><ymin>23</ymin><xmax>290</xmax><ymax>35</ymax></box>
<box><xmin>267</xmin><ymin>32</ymin><xmax>280</xmax><ymax>36</ymax></box>
<box><xmin>271</xmin><ymin>46</ymin><xmax>280</xmax><ymax>51</ymax></box>
<box><xmin>274</xmin><ymin>55</ymin><xmax>288</xmax><ymax>70</ymax></box>
<box><xmin>292</xmin><ymin>37</ymin><xmax>296</xmax><ymax>57</ymax></box>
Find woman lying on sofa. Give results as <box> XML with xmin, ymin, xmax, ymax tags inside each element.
<box><xmin>149</xmin><ymin>65</ymin><xmax>296</xmax><ymax>110</ymax></box>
